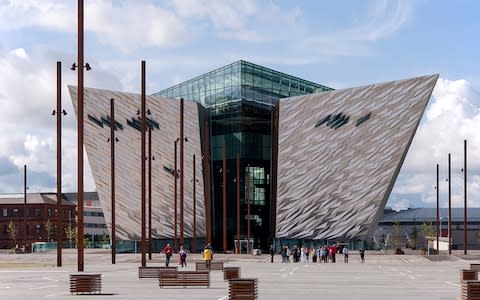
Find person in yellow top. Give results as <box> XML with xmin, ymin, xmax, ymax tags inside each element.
<box><xmin>203</xmin><ymin>243</ymin><xmax>213</xmax><ymax>266</ymax></box>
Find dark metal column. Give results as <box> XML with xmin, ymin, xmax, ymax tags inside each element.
<box><xmin>448</xmin><ymin>153</ymin><xmax>451</xmax><ymax>255</ymax></box>
<box><xmin>247</xmin><ymin>166</ymin><xmax>251</xmax><ymax>254</ymax></box>
<box><xmin>223</xmin><ymin>141</ymin><xmax>227</xmax><ymax>253</ymax></box>
<box><xmin>180</xmin><ymin>98</ymin><xmax>184</xmax><ymax>246</ymax></box>
<box><xmin>174</xmin><ymin>140</ymin><xmax>178</xmax><ymax>250</ymax></box>
<box><xmin>110</xmin><ymin>98</ymin><xmax>116</xmax><ymax>264</ymax></box>
<box><xmin>148</xmin><ymin>127</ymin><xmax>152</xmax><ymax>260</ymax></box>
<box><xmin>140</xmin><ymin>60</ymin><xmax>146</xmax><ymax>267</ymax></box>
<box><xmin>204</xmin><ymin>122</ymin><xmax>212</xmax><ymax>244</ymax></box>
<box><xmin>77</xmin><ymin>0</ymin><xmax>85</xmax><ymax>272</ymax></box>
<box><xmin>56</xmin><ymin>61</ymin><xmax>62</xmax><ymax>267</ymax></box>
<box><xmin>236</xmin><ymin>154</ymin><xmax>240</xmax><ymax>254</ymax></box>
<box><xmin>436</xmin><ymin>163</ymin><xmax>439</xmax><ymax>254</ymax></box>
<box><xmin>464</xmin><ymin>139</ymin><xmax>467</xmax><ymax>255</ymax></box>
<box><xmin>24</xmin><ymin>165</ymin><xmax>27</xmax><ymax>252</ymax></box>
<box><xmin>193</xmin><ymin>154</ymin><xmax>196</xmax><ymax>252</ymax></box>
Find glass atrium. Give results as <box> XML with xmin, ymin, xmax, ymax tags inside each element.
<box><xmin>155</xmin><ymin>60</ymin><xmax>332</xmax><ymax>251</ymax></box>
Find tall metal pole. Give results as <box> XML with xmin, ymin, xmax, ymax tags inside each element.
<box><xmin>204</xmin><ymin>122</ymin><xmax>211</xmax><ymax>244</ymax></box>
<box><xmin>174</xmin><ymin>140</ymin><xmax>178</xmax><ymax>250</ymax></box>
<box><xmin>246</xmin><ymin>166</ymin><xmax>251</xmax><ymax>254</ymax></box>
<box><xmin>148</xmin><ymin>127</ymin><xmax>152</xmax><ymax>260</ymax></box>
<box><xmin>180</xmin><ymin>98</ymin><xmax>184</xmax><ymax>247</ymax></box>
<box><xmin>236</xmin><ymin>154</ymin><xmax>240</xmax><ymax>254</ymax></box>
<box><xmin>110</xmin><ymin>98</ymin><xmax>116</xmax><ymax>264</ymax></box>
<box><xmin>24</xmin><ymin>165</ymin><xmax>27</xmax><ymax>251</ymax></box>
<box><xmin>464</xmin><ymin>139</ymin><xmax>467</xmax><ymax>255</ymax></box>
<box><xmin>140</xmin><ymin>60</ymin><xmax>146</xmax><ymax>267</ymax></box>
<box><xmin>436</xmin><ymin>163</ymin><xmax>439</xmax><ymax>254</ymax></box>
<box><xmin>77</xmin><ymin>0</ymin><xmax>85</xmax><ymax>272</ymax></box>
<box><xmin>448</xmin><ymin>153</ymin><xmax>451</xmax><ymax>255</ymax></box>
<box><xmin>56</xmin><ymin>61</ymin><xmax>62</xmax><ymax>266</ymax></box>
<box><xmin>193</xmin><ymin>154</ymin><xmax>196</xmax><ymax>253</ymax></box>
<box><xmin>223</xmin><ymin>142</ymin><xmax>227</xmax><ymax>253</ymax></box>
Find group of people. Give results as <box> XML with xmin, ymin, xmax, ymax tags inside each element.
<box><xmin>277</xmin><ymin>244</ymin><xmax>365</xmax><ymax>263</ymax></box>
<box><xmin>162</xmin><ymin>242</ymin><xmax>214</xmax><ymax>267</ymax></box>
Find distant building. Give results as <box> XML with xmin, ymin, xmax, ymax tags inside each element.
<box><xmin>63</xmin><ymin>192</ymin><xmax>109</xmax><ymax>247</ymax></box>
<box><xmin>0</xmin><ymin>193</ymin><xmax>76</xmax><ymax>251</ymax></box>
<box><xmin>374</xmin><ymin>208</ymin><xmax>480</xmax><ymax>250</ymax></box>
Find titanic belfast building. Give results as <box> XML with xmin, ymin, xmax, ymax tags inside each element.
<box><xmin>69</xmin><ymin>60</ymin><xmax>438</xmax><ymax>252</ymax></box>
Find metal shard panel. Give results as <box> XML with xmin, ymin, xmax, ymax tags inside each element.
<box><xmin>69</xmin><ymin>86</ymin><xmax>205</xmax><ymax>240</ymax></box>
<box><xmin>275</xmin><ymin>75</ymin><xmax>438</xmax><ymax>240</ymax></box>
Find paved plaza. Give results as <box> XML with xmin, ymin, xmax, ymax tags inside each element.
<box><xmin>0</xmin><ymin>249</ymin><xmax>475</xmax><ymax>299</ymax></box>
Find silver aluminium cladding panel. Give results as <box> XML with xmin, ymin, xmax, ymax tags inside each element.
<box><xmin>69</xmin><ymin>87</ymin><xmax>205</xmax><ymax>240</ymax></box>
<box><xmin>275</xmin><ymin>75</ymin><xmax>438</xmax><ymax>240</ymax></box>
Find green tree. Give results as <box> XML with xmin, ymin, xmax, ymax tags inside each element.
<box><xmin>7</xmin><ymin>220</ymin><xmax>17</xmax><ymax>247</ymax></box>
<box><xmin>44</xmin><ymin>219</ymin><xmax>54</xmax><ymax>241</ymax></box>
<box><xmin>391</xmin><ymin>220</ymin><xmax>402</xmax><ymax>250</ymax></box>
<box><xmin>64</xmin><ymin>225</ymin><xmax>77</xmax><ymax>248</ymax></box>
<box><xmin>421</xmin><ymin>220</ymin><xmax>436</xmax><ymax>254</ymax></box>
<box><xmin>410</xmin><ymin>226</ymin><xmax>419</xmax><ymax>250</ymax></box>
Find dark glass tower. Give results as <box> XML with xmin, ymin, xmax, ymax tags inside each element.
<box><xmin>154</xmin><ymin>60</ymin><xmax>332</xmax><ymax>251</ymax></box>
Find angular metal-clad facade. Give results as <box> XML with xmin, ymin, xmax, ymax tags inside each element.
<box><xmin>275</xmin><ymin>74</ymin><xmax>439</xmax><ymax>240</ymax></box>
<box><xmin>69</xmin><ymin>86</ymin><xmax>205</xmax><ymax>240</ymax></box>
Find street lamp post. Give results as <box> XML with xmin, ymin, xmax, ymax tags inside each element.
<box><xmin>464</xmin><ymin>139</ymin><xmax>467</xmax><ymax>255</ymax></box>
<box><xmin>174</xmin><ymin>139</ymin><xmax>178</xmax><ymax>251</ymax></box>
<box><xmin>222</xmin><ymin>141</ymin><xmax>227</xmax><ymax>253</ymax></box>
<box><xmin>192</xmin><ymin>154</ymin><xmax>197</xmax><ymax>253</ymax></box>
<box><xmin>140</xmin><ymin>60</ymin><xmax>147</xmax><ymax>267</ymax></box>
<box><xmin>24</xmin><ymin>165</ymin><xmax>27</xmax><ymax>252</ymax></box>
<box><xmin>77</xmin><ymin>0</ymin><xmax>85</xmax><ymax>272</ymax></box>
<box><xmin>436</xmin><ymin>163</ymin><xmax>439</xmax><ymax>254</ymax></box>
<box><xmin>448</xmin><ymin>153</ymin><xmax>452</xmax><ymax>255</ymax></box>
<box><xmin>180</xmin><ymin>98</ymin><xmax>185</xmax><ymax>247</ymax></box>
<box><xmin>109</xmin><ymin>98</ymin><xmax>117</xmax><ymax>264</ymax></box>
<box><xmin>236</xmin><ymin>154</ymin><xmax>240</xmax><ymax>254</ymax></box>
<box><xmin>53</xmin><ymin>61</ymin><xmax>67</xmax><ymax>266</ymax></box>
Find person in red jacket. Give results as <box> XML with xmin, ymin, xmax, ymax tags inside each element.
<box><xmin>163</xmin><ymin>243</ymin><xmax>172</xmax><ymax>267</ymax></box>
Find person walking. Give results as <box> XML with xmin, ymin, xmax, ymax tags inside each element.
<box><xmin>270</xmin><ymin>245</ymin><xmax>275</xmax><ymax>263</ymax></box>
<box><xmin>359</xmin><ymin>248</ymin><xmax>365</xmax><ymax>263</ymax></box>
<box><xmin>179</xmin><ymin>245</ymin><xmax>187</xmax><ymax>267</ymax></box>
<box><xmin>203</xmin><ymin>244</ymin><xmax>213</xmax><ymax>267</ymax></box>
<box><xmin>343</xmin><ymin>246</ymin><xmax>349</xmax><ymax>263</ymax></box>
<box><xmin>163</xmin><ymin>243</ymin><xmax>172</xmax><ymax>267</ymax></box>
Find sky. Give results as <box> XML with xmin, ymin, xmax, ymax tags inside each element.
<box><xmin>0</xmin><ymin>0</ymin><xmax>479</xmax><ymax>211</ymax></box>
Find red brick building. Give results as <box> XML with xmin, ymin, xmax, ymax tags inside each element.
<box><xmin>0</xmin><ymin>193</ymin><xmax>76</xmax><ymax>251</ymax></box>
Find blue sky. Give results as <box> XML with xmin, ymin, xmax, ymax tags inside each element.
<box><xmin>0</xmin><ymin>0</ymin><xmax>479</xmax><ymax>211</ymax></box>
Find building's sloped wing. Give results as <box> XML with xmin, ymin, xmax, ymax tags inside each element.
<box><xmin>69</xmin><ymin>86</ymin><xmax>205</xmax><ymax>240</ymax></box>
<box><xmin>276</xmin><ymin>74</ymin><xmax>439</xmax><ymax>240</ymax></box>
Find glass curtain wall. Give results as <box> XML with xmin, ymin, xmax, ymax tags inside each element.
<box><xmin>155</xmin><ymin>61</ymin><xmax>332</xmax><ymax>252</ymax></box>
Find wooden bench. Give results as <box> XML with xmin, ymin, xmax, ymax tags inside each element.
<box><xmin>196</xmin><ymin>261</ymin><xmax>224</xmax><ymax>271</ymax></box>
<box><xmin>223</xmin><ymin>267</ymin><xmax>240</xmax><ymax>281</ymax></box>
<box><xmin>461</xmin><ymin>280</ymin><xmax>480</xmax><ymax>300</ymax></box>
<box><xmin>159</xmin><ymin>271</ymin><xmax>210</xmax><ymax>288</ymax></box>
<box><xmin>138</xmin><ymin>266</ymin><xmax>177</xmax><ymax>279</ymax></box>
<box><xmin>69</xmin><ymin>274</ymin><xmax>102</xmax><ymax>295</ymax></box>
<box><xmin>228</xmin><ymin>278</ymin><xmax>257</xmax><ymax>300</ymax></box>
<box><xmin>462</xmin><ymin>269</ymin><xmax>478</xmax><ymax>281</ymax></box>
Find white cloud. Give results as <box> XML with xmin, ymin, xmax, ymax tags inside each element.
<box><xmin>389</xmin><ymin>77</ymin><xmax>480</xmax><ymax>209</ymax></box>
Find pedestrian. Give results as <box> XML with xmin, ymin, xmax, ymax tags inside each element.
<box><xmin>281</xmin><ymin>246</ymin><xmax>287</xmax><ymax>263</ymax></box>
<box><xmin>203</xmin><ymin>243</ymin><xmax>213</xmax><ymax>267</ymax></box>
<box><xmin>179</xmin><ymin>245</ymin><xmax>187</xmax><ymax>267</ymax></box>
<box><xmin>270</xmin><ymin>245</ymin><xmax>275</xmax><ymax>263</ymax></box>
<box><xmin>360</xmin><ymin>248</ymin><xmax>365</xmax><ymax>263</ymax></box>
<box><xmin>343</xmin><ymin>246</ymin><xmax>349</xmax><ymax>263</ymax></box>
<box><xmin>163</xmin><ymin>243</ymin><xmax>172</xmax><ymax>267</ymax></box>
